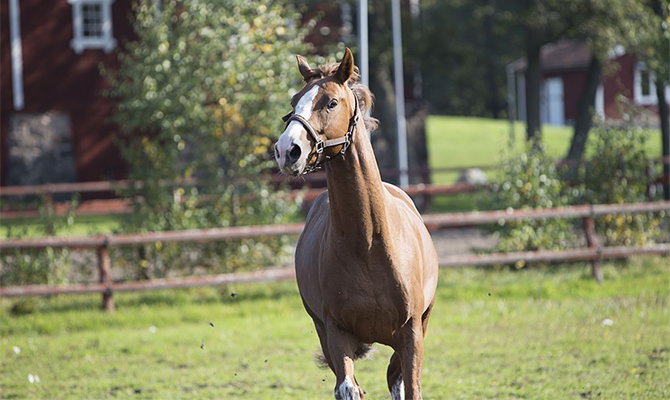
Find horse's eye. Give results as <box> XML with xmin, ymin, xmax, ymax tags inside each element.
<box><xmin>327</xmin><ymin>99</ymin><xmax>338</xmax><ymax>109</ymax></box>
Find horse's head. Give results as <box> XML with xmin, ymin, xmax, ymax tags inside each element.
<box><xmin>274</xmin><ymin>48</ymin><xmax>360</xmax><ymax>176</ymax></box>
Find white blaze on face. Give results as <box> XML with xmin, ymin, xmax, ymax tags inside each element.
<box><xmin>275</xmin><ymin>85</ymin><xmax>320</xmax><ymax>174</ymax></box>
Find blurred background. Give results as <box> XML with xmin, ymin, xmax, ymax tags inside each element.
<box><xmin>0</xmin><ymin>1</ymin><xmax>669</xmax><ymax>399</ymax></box>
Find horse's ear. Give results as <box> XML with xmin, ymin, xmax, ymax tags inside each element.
<box><xmin>335</xmin><ymin>48</ymin><xmax>354</xmax><ymax>84</ymax></box>
<box><xmin>296</xmin><ymin>55</ymin><xmax>313</xmax><ymax>81</ymax></box>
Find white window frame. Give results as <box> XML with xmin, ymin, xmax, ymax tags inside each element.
<box><xmin>69</xmin><ymin>0</ymin><xmax>117</xmax><ymax>54</ymax></box>
<box><xmin>634</xmin><ymin>62</ymin><xmax>656</xmax><ymax>106</ymax></box>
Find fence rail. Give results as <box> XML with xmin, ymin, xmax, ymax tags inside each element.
<box><xmin>0</xmin><ymin>182</ymin><xmax>483</xmax><ymax>219</ymax></box>
<box><xmin>3</xmin><ymin>156</ymin><xmax>668</xmax><ymax>198</ymax></box>
<box><xmin>1</xmin><ymin>201</ymin><xmax>669</xmax><ymax>310</ymax></box>
<box><xmin>0</xmin><ymin>167</ymin><xmax>472</xmax><ymax>198</ymax></box>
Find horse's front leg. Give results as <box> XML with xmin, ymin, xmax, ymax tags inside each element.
<box><xmin>326</xmin><ymin>318</ymin><xmax>365</xmax><ymax>400</ymax></box>
<box><xmin>397</xmin><ymin>317</ymin><xmax>425</xmax><ymax>400</ymax></box>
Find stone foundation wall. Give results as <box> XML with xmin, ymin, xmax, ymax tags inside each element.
<box><xmin>7</xmin><ymin>112</ymin><xmax>77</xmax><ymax>186</ymax></box>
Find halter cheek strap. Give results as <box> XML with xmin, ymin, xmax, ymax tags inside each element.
<box><xmin>281</xmin><ymin>96</ymin><xmax>359</xmax><ymax>174</ymax></box>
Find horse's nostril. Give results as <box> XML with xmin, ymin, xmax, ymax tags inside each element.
<box><xmin>274</xmin><ymin>144</ymin><xmax>280</xmax><ymax>159</ymax></box>
<box><xmin>288</xmin><ymin>144</ymin><xmax>302</xmax><ymax>163</ymax></box>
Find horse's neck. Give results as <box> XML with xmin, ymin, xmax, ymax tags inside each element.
<box><xmin>325</xmin><ymin>125</ymin><xmax>389</xmax><ymax>247</ymax></box>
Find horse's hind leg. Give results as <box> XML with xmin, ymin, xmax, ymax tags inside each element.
<box><xmin>421</xmin><ymin>299</ymin><xmax>435</xmax><ymax>336</ymax></box>
<box><xmin>326</xmin><ymin>318</ymin><xmax>365</xmax><ymax>400</ymax></box>
<box><xmin>386</xmin><ymin>352</ymin><xmax>403</xmax><ymax>400</ymax></box>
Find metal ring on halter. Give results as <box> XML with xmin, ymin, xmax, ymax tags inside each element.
<box><xmin>281</xmin><ymin>96</ymin><xmax>359</xmax><ymax>173</ymax></box>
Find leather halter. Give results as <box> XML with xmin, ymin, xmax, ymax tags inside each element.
<box><xmin>282</xmin><ymin>95</ymin><xmax>359</xmax><ymax>174</ymax></box>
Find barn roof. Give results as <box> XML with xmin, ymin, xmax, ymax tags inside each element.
<box><xmin>511</xmin><ymin>40</ymin><xmax>592</xmax><ymax>73</ymax></box>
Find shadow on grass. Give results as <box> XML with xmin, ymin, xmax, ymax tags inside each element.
<box><xmin>3</xmin><ymin>279</ymin><xmax>300</xmax><ymax>316</ymax></box>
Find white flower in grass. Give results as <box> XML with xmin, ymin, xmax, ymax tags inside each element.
<box><xmin>13</xmin><ymin>346</ymin><xmax>21</xmax><ymax>355</ymax></box>
<box><xmin>601</xmin><ymin>318</ymin><xmax>614</xmax><ymax>327</ymax></box>
<box><xmin>149</xmin><ymin>326</ymin><xmax>157</xmax><ymax>333</ymax></box>
<box><xmin>28</xmin><ymin>374</ymin><xmax>40</xmax><ymax>383</ymax></box>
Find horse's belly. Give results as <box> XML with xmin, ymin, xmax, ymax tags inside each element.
<box><xmin>337</xmin><ymin>300</ymin><xmax>406</xmax><ymax>345</ymax></box>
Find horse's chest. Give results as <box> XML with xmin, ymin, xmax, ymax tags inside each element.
<box><xmin>321</xmin><ymin>259</ymin><xmax>411</xmax><ymax>342</ymax></box>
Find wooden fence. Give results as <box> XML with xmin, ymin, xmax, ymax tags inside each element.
<box><xmin>0</xmin><ymin>182</ymin><xmax>482</xmax><ymax>219</ymax></box>
<box><xmin>2</xmin><ymin>157</ymin><xmax>668</xmax><ymax>218</ymax></box>
<box><xmin>1</xmin><ymin>201</ymin><xmax>668</xmax><ymax>311</ymax></box>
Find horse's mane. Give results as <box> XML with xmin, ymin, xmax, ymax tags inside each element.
<box><xmin>303</xmin><ymin>63</ymin><xmax>379</xmax><ymax>132</ymax></box>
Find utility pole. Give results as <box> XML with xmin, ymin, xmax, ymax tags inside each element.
<box><xmin>357</xmin><ymin>0</ymin><xmax>369</xmax><ymax>88</ymax></box>
<box><xmin>391</xmin><ymin>0</ymin><xmax>409</xmax><ymax>188</ymax></box>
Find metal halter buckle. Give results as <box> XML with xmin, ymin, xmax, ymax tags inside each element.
<box><xmin>315</xmin><ymin>140</ymin><xmax>325</xmax><ymax>154</ymax></box>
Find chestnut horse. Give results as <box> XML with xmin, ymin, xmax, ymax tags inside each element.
<box><xmin>274</xmin><ymin>49</ymin><xmax>438</xmax><ymax>400</ymax></box>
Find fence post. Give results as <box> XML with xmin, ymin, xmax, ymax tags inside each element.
<box><xmin>97</xmin><ymin>241</ymin><xmax>114</xmax><ymax>312</ymax></box>
<box><xmin>582</xmin><ymin>209</ymin><xmax>603</xmax><ymax>284</ymax></box>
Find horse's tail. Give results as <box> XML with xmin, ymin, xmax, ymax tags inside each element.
<box><xmin>354</xmin><ymin>343</ymin><xmax>373</xmax><ymax>360</ymax></box>
<box><xmin>315</xmin><ymin>343</ymin><xmax>374</xmax><ymax>369</ymax></box>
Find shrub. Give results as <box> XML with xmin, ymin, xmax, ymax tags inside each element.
<box><xmin>103</xmin><ymin>0</ymin><xmax>308</xmax><ymax>277</ymax></box>
<box><xmin>574</xmin><ymin>123</ymin><xmax>664</xmax><ymax>246</ymax></box>
<box><xmin>484</xmin><ymin>143</ymin><xmax>576</xmax><ymax>256</ymax></box>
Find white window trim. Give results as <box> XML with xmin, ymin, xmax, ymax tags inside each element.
<box><xmin>595</xmin><ymin>83</ymin><xmax>604</xmax><ymax>119</ymax></box>
<box><xmin>69</xmin><ymin>0</ymin><xmax>117</xmax><ymax>54</ymax></box>
<box><xmin>634</xmin><ymin>62</ymin><xmax>656</xmax><ymax>106</ymax></box>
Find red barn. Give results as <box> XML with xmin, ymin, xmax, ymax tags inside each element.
<box><xmin>0</xmin><ymin>0</ymin><xmax>134</xmax><ymax>186</ymax></box>
<box><xmin>510</xmin><ymin>40</ymin><xmax>665</xmax><ymax>126</ymax></box>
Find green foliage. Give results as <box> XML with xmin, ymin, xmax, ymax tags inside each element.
<box><xmin>574</xmin><ymin>123</ymin><xmax>664</xmax><ymax>246</ymax></box>
<box><xmin>484</xmin><ymin>122</ymin><xmax>665</xmax><ymax>253</ymax></box>
<box><xmin>485</xmin><ymin>143</ymin><xmax>576</xmax><ymax>255</ymax></box>
<box><xmin>103</xmin><ymin>0</ymin><xmax>308</xmax><ymax>276</ymax></box>
<box><xmin>0</xmin><ymin>195</ymin><xmax>79</xmax><ymax>286</ymax></box>
<box><xmin>634</xmin><ymin>1</ymin><xmax>670</xmax><ymax>84</ymax></box>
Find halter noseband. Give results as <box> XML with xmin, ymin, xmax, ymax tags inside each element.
<box><xmin>281</xmin><ymin>95</ymin><xmax>359</xmax><ymax>174</ymax></box>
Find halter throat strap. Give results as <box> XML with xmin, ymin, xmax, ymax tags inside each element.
<box><xmin>282</xmin><ymin>96</ymin><xmax>359</xmax><ymax>173</ymax></box>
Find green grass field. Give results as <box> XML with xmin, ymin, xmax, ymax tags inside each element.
<box><xmin>1</xmin><ymin>117</ymin><xmax>669</xmax><ymax>399</ymax></box>
<box><xmin>1</xmin><ymin>258</ymin><xmax>668</xmax><ymax>399</ymax></box>
<box><xmin>426</xmin><ymin>116</ymin><xmax>663</xmax><ymax>185</ymax></box>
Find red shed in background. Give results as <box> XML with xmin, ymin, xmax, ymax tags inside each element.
<box><xmin>510</xmin><ymin>40</ymin><xmax>665</xmax><ymax>126</ymax></box>
<box><xmin>1</xmin><ymin>0</ymin><xmax>134</xmax><ymax>186</ymax></box>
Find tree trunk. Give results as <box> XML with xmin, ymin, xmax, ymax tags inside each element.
<box><xmin>657</xmin><ymin>79</ymin><xmax>670</xmax><ymax>200</ymax></box>
<box><xmin>652</xmin><ymin>0</ymin><xmax>670</xmax><ymax>200</ymax></box>
<box><xmin>566</xmin><ymin>56</ymin><xmax>602</xmax><ymax>163</ymax></box>
<box><xmin>483</xmin><ymin>0</ymin><xmax>501</xmax><ymax>118</ymax></box>
<box><xmin>525</xmin><ymin>37</ymin><xmax>542</xmax><ymax>143</ymax></box>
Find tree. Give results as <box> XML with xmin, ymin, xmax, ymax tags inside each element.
<box><xmin>103</xmin><ymin>0</ymin><xmax>308</xmax><ymax>275</ymax></box>
<box><xmin>502</xmin><ymin>0</ymin><xmax>583</xmax><ymax>142</ymax></box>
<box><xmin>565</xmin><ymin>0</ymin><xmax>653</xmax><ymax>164</ymax></box>
<box><xmin>415</xmin><ymin>0</ymin><xmax>521</xmax><ymax>118</ymax></box>
<box><xmin>646</xmin><ymin>0</ymin><xmax>670</xmax><ymax>200</ymax></box>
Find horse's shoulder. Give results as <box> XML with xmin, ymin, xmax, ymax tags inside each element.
<box><xmin>300</xmin><ymin>190</ymin><xmax>330</xmax><ymax>241</ymax></box>
<box><xmin>382</xmin><ymin>182</ymin><xmax>421</xmax><ymax>218</ymax></box>
<box><xmin>305</xmin><ymin>190</ymin><xmax>330</xmax><ymax>222</ymax></box>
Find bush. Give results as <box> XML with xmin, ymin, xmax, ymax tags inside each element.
<box><xmin>484</xmin><ymin>143</ymin><xmax>576</xmax><ymax>256</ymax></box>
<box><xmin>485</xmin><ymin>121</ymin><xmax>666</xmax><ymax>257</ymax></box>
<box><xmin>103</xmin><ymin>0</ymin><xmax>309</xmax><ymax>277</ymax></box>
<box><xmin>574</xmin><ymin>123</ymin><xmax>664</xmax><ymax>246</ymax></box>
